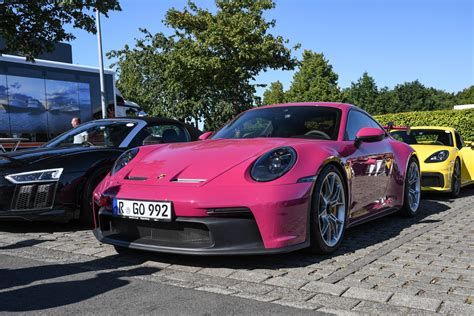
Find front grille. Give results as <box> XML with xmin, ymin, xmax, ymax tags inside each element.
<box><xmin>421</xmin><ymin>172</ymin><xmax>444</xmax><ymax>188</ymax></box>
<box><xmin>101</xmin><ymin>216</ymin><xmax>213</xmax><ymax>248</ymax></box>
<box><xmin>11</xmin><ymin>183</ymin><xmax>57</xmax><ymax>210</ymax></box>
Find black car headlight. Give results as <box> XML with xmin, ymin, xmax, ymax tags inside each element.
<box><xmin>425</xmin><ymin>150</ymin><xmax>449</xmax><ymax>163</ymax></box>
<box><xmin>5</xmin><ymin>168</ymin><xmax>63</xmax><ymax>184</ymax></box>
<box><xmin>111</xmin><ymin>148</ymin><xmax>139</xmax><ymax>175</ymax></box>
<box><xmin>251</xmin><ymin>147</ymin><xmax>297</xmax><ymax>182</ymax></box>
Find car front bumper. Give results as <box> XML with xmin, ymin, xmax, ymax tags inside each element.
<box><xmin>420</xmin><ymin>161</ymin><xmax>453</xmax><ymax>192</ymax></box>
<box><xmin>93</xmin><ymin>211</ymin><xmax>309</xmax><ymax>255</ymax></box>
<box><xmin>93</xmin><ymin>182</ymin><xmax>314</xmax><ymax>254</ymax></box>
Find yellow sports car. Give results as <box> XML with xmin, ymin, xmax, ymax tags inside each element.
<box><xmin>389</xmin><ymin>126</ymin><xmax>474</xmax><ymax>197</ymax></box>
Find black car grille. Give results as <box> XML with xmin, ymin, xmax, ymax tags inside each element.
<box><xmin>11</xmin><ymin>183</ymin><xmax>57</xmax><ymax>210</ymax></box>
<box><xmin>421</xmin><ymin>172</ymin><xmax>444</xmax><ymax>188</ymax></box>
<box><xmin>101</xmin><ymin>216</ymin><xmax>213</xmax><ymax>248</ymax></box>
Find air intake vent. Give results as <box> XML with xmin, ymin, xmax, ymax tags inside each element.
<box><xmin>12</xmin><ymin>183</ymin><xmax>57</xmax><ymax>210</ymax></box>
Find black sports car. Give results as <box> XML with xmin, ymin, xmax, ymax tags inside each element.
<box><xmin>0</xmin><ymin>117</ymin><xmax>201</xmax><ymax>224</ymax></box>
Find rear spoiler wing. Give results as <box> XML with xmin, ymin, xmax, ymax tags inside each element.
<box><xmin>384</xmin><ymin>122</ymin><xmax>410</xmax><ymax>133</ymax></box>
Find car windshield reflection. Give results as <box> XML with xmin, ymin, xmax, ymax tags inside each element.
<box><xmin>44</xmin><ymin>121</ymin><xmax>137</xmax><ymax>148</ymax></box>
<box><xmin>212</xmin><ymin>106</ymin><xmax>341</xmax><ymax>140</ymax></box>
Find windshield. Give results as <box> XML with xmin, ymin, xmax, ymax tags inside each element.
<box><xmin>391</xmin><ymin>129</ymin><xmax>453</xmax><ymax>146</ymax></box>
<box><xmin>212</xmin><ymin>106</ymin><xmax>341</xmax><ymax>140</ymax></box>
<box><xmin>45</xmin><ymin>121</ymin><xmax>138</xmax><ymax>148</ymax></box>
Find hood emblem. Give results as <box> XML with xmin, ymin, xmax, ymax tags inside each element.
<box><xmin>157</xmin><ymin>173</ymin><xmax>166</xmax><ymax>180</ymax></box>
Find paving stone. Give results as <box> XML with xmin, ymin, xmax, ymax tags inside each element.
<box><xmin>342</xmin><ymin>286</ymin><xmax>393</xmax><ymax>303</ymax></box>
<box><xmin>264</xmin><ymin>276</ymin><xmax>309</xmax><ymax>289</ymax></box>
<box><xmin>388</xmin><ymin>292</ymin><xmax>442</xmax><ymax>312</ymax></box>
<box><xmin>438</xmin><ymin>301</ymin><xmax>474</xmax><ymax>314</ymax></box>
<box><xmin>198</xmin><ymin>267</ymin><xmax>235</xmax><ymax>278</ymax></box>
<box><xmin>229</xmin><ymin>281</ymin><xmax>275</xmax><ymax>295</ymax></box>
<box><xmin>308</xmin><ymin>293</ymin><xmax>360</xmax><ymax>310</ymax></box>
<box><xmin>273</xmin><ymin>299</ymin><xmax>321</xmax><ymax>310</ymax></box>
<box><xmin>300</xmin><ymin>281</ymin><xmax>348</xmax><ymax>296</ymax></box>
<box><xmin>228</xmin><ymin>270</ymin><xmax>271</xmax><ymax>283</ymax></box>
<box><xmin>265</xmin><ymin>287</ymin><xmax>315</xmax><ymax>302</ymax></box>
<box><xmin>195</xmin><ymin>285</ymin><xmax>237</xmax><ymax>295</ymax></box>
<box><xmin>352</xmin><ymin>300</ymin><xmax>411</xmax><ymax>314</ymax></box>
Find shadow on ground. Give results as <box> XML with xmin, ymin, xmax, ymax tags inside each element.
<box><xmin>0</xmin><ymin>254</ymin><xmax>157</xmax><ymax>312</ymax></box>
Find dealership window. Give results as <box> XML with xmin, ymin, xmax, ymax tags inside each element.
<box><xmin>0</xmin><ymin>74</ymin><xmax>9</xmax><ymax>137</ymax></box>
<box><xmin>7</xmin><ymin>75</ymin><xmax>48</xmax><ymax>141</ymax></box>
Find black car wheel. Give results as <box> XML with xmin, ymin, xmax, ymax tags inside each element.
<box><xmin>80</xmin><ymin>166</ymin><xmax>111</xmax><ymax>227</ymax></box>
<box><xmin>450</xmin><ymin>159</ymin><xmax>461</xmax><ymax>198</ymax></box>
<box><xmin>399</xmin><ymin>157</ymin><xmax>421</xmax><ymax>217</ymax></box>
<box><xmin>309</xmin><ymin>164</ymin><xmax>347</xmax><ymax>254</ymax></box>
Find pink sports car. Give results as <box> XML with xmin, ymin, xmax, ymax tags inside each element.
<box><xmin>92</xmin><ymin>103</ymin><xmax>421</xmax><ymax>255</ymax></box>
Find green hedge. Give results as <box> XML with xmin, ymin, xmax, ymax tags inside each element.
<box><xmin>374</xmin><ymin>109</ymin><xmax>474</xmax><ymax>141</ymax></box>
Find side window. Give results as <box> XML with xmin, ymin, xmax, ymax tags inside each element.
<box><xmin>130</xmin><ymin>123</ymin><xmax>190</xmax><ymax>147</ymax></box>
<box><xmin>454</xmin><ymin>132</ymin><xmax>464</xmax><ymax>150</ymax></box>
<box><xmin>344</xmin><ymin>110</ymin><xmax>383</xmax><ymax>141</ymax></box>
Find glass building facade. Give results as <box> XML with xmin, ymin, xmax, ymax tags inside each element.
<box><xmin>0</xmin><ymin>58</ymin><xmax>115</xmax><ymax>141</ymax></box>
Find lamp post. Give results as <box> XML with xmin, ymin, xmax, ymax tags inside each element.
<box><xmin>95</xmin><ymin>9</ymin><xmax>107</xmax><ymax>119</ymax></box>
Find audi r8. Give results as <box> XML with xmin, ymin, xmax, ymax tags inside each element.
<box><xmin>0</xmin><ymin>117</ymin><xmax>201</xmax><ymax>224</ymax></box>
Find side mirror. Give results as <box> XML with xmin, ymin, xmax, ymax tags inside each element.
<box><xmin>198</xmin><ymin>131</ymin><xmax>213</xmax><ymax>140</ymax></box>
<box><xmin>355</xmin><ymin>128</ymin><xmax>385</xmax><ymax>147</ymax></box>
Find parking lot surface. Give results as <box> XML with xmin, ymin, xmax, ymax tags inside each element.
<box><xmin>0</xmin><ymin>188</ymin><xmax>473</xmax><ymax>314</ymax></box>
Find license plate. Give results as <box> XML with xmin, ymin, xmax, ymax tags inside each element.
<box><xmin>113</xmin><ymin>199</ymin><xmax>172</xmax><ymax>221</ymax></box>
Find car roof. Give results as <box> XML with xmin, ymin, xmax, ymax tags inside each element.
<box><xmin>410</xmin><ymin>126</ymin><xmax>455</xmax><ymax>132</ymax></box>
<box><xmin>255</xmin><ymin>102</ymin><xmax>357</xmax><ymax>111</ymax></box>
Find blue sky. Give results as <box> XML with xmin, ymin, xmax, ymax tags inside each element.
<box><xmin>66</xmin><ymin>0</ymin><xmax>473</xmax><ymax>96</ymax></box>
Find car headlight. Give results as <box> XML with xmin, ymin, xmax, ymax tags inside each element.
<box><xmin>251</xmin><ymin>147</ymin><xmax>297</xmax><ymax>182</ymax></box>
<box><xmin>425</xmin><ymin>150</ymin><xmax>449</xmax><ymax>163</ymax></box>
<box><xmin>111</xmin><ymin>148</ymin><xmax>139</xmax><ymax>175</ymax></box>
<box><xmin>5</xmin><ymin>168</ymin><xmax>63</xmax><ymax>184</ymax></box>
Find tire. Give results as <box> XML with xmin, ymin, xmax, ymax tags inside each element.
<box><xmin>114</xmin><ymin>245</ymin><xmax>138</xmax><ymax>255</ymax></box>
<box><xmin>449</xmin><ymin>159</ymin><xmax>461</xmax><ymax>198</ymax></box>
<box><xmin>309</xmin><ymin>164</ymin><xmax>347</xmax><ymax>254</ymax></box>
<box><xmin>80</xmin><ymin>166</ymin><xmax>111</xmax><ymax>227</ymax></box>
<box><xmin>399</xmin><ymin>158</ymin><xmax>421</xmax><ymax>217</ymax></box>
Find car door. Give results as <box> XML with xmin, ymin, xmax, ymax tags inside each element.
<box><xmin>344</xmin><ymin>110</ymin><xmax>394</xmax><ymax>221</ymax></box>
<box><xmin>455</xmin><ymin>131</ymin><xmax>474</xmax><ymax>185</ymax></box>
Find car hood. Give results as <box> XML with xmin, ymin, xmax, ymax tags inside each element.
<box><xmin>410</xmin><ymin>144</ymin><xmax>454</xmax><ymax>162</ymax></box>
<box><xmin>126</xmin><ymin>138</ymin><xmax>309</xmax><ymax>184</ymax></box>
<box><xmin>0</xmin><ymin>146</ymin><xmax>106</xmax><ymax>168</ymax></box>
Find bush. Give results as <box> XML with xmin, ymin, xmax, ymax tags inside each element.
<box><xmin>374</xmin><ymin>109</ymin><xmax>474</xmax><ymax>141</ymax></box>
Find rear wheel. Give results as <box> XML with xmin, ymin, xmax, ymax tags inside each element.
<box><xmin>450</xmin><ymin>159</ymin><xmax>461</xmax><ymax>198</ymax></box>
<box><xmin>399</xmin><ymin>158</ymin><xmax>421</xmax><ymax>217</ymax></box>
<box><xmin>80</xmin><ymin>166</ymin><xmax>111</xmax><ymax>227</ymax></box>
<box><xmin>309</xmin><ymin>165</ymin><xmax>347</xmax><ymax>254</ymax></box>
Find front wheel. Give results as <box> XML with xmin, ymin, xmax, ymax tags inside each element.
<box><xmin>399</xmin><ymin>158</ymin><xmax>421</xmax><ymax>217</ymax></box>
<box><xmin>450</xmin><ymin>159</ymin><xmax>461</xmax><ymax>198</ymax></box>
<box><xmin>309</xmin><ymin>165</ymin><xmax>347</xmax><ymax>254</ymax></box>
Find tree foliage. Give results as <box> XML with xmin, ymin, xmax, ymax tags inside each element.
<box><xmin>456</xmin><ymin>85</ymin><xmax>474</xmax><ymax>105</ymax></box>
<box><xmin>342</xmin><ymin>72</ymin><xmax>379</xmax><ymax>113</ymax></box>
<box><xmin>110</xmin><ymin>0</ymin><xmax>298</xmax><ymax>130</ymax></box>
<box><xmin>0</xmin><ymin>0</ymin><xmax>121</xmax><ymax>61</ymax></box>
<box><xmin>262</xmin><ymin>81</ymin><xmax>285</xmax><ymax>105</ymax></box>
<box><xmin>285</xmin><ymin>50</ymin><xmax>341</xmax><ymax>102</ymax></box>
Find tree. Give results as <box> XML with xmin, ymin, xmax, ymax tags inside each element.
<box><xmin>0</xmin><ymin>0</ymin><xmax>121</xmax><ymax>61</ymax></box>
<box><xmin>262</xmin><ymin>81</ymin><xmax>285</xmax><ymax>105</ymax></box>
<box><xmin>391</xmin><ymin>80</ymin><xmax>437</xmax><ymax>112</ymax></box>
<box><xmin>110</xmin><ymin>0</ymin><xmax>298</xmax><ymax>130</ymax></box>
<box><xmin>343</xmin><ymin>72</ymin><xmax>380</xmax><ymax>114</ymax></box>
<box><xmin>286</xmin><ymin>50</ymin><xmax>341</xmax><ymax>102</ymax></box>
<box><xmin>456</xmin><ymin>85</ymin><xmax>474</xmax><ymax>105</ymax></box>
<box><xmin>428</xmin><ymin>88</ymin><xmax>456</xmax><ymax>110</ymax></box>
<box><xmin>374</xmin><ymin>87</ymin><xmax>400</xmax><ymax>115</ymax></box>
